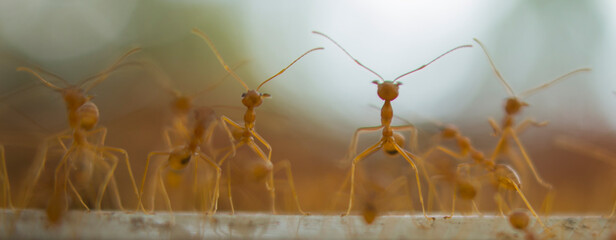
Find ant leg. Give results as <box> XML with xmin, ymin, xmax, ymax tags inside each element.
<box><xmin>488</xmin><ymin>118</ymin><xmax>501</xmax><ymax>136</ymax></box>
<box><xmin>541</xmin><ymin>190</ymin><xmax>555</xmax><ymax>216</ymax></box>
<box><xmin>19</xmin><ymin>143</ymin><xmax>51</xmax><ymax>208</ymax></box>
<box><xmin>163</xmin><ymin>127</ymin><xmax>176</xmax><ymax>149</ymax></box>
<box><xmin>609</xmin><ymin>198</ymin><xmax>616</xmax><ymax>218</ymax></box>
<box><xmin>252</xmin><ymin>131</ymin><xmax>272</xmax><ymax>163</ymax></box>
<box><xmin>406</xmin><ymin>149</ymin><xmax>446</xmax><ymax>213</ymax></box>
<box><xmin>204</xmin><ymin>120</ymin><xmax>219</xmax><ymax>159</ymax></box>
<box><xmin>506</xmin><ymin>128</ymin><xmax>553</xmax><ymax>190</ymax></box>
<box><xmin>392</xmin><ymin>125</ymin><xmax>418</xmax><ymax>153</ymax></box>
<box><xmin>103</xmin><ymin>146</ymin><xmax>141</xmax><ymax>211</ymax></box>
<box><xmin>197</xmin><ymin>153</ymin><xmax>221</xmax><ymax>215</ymax></box>
<box><xmin>272</xmin><ymin>160</ymin><xmax>308</xmax><ymax>215</ymax></box>
<box><xmin>0</xmin><ymin>145</ymin><xmax>13</xmax><ymax>209</ymax></box>
<box><xmin>67</xmin><ymin>178</ymin><xmax>90</xmax><ymax>211</ymax></box>
<box><xmin>422</xmin><ymin>146</ymin><xmax>467</xmax><ymax>161</ymax></box>
<box><xmin>157</xmin><ymin>169</ymin><xmax>175</xmax><ymax>224</ymax></box>
<box><xmin>494</xmin><ymin>191</ymin><xmax>509</xmax><ymax>216</ymax></box>
<box><xmin>344</xmin><ymin>141</ymin><xmax>383</xmax><ymax>216</ymax></box>
<box><xmin>246</xmin><ymin>141</ymin><xmax>276</xmax><ymax>214</ymax></box>
<box><xmin>515</xmin><ymin>118</ymin><xmax>548</xmax><ymax>134</ymax></box>
<box><xmin>138</xmin><ymin>152</ymin><xmax>169</xmax><ymax>212</ymax></box>
<box><xmin>330</xmin><ymin>169</ymin><xmax>352</xmax><ymax>211</ymax></box>
<box><xmin>226</xmin><ymin>161</ymin><xmax>235</xmax><ymax>215</ymax></box>
<box><xmin>95</xmin><ymin>151</ymin><xmax>119</xmax><ymax>212</ymax></box>
<box><xmin>221</xmin><ymin>116</ymin><xmax>243</xmax><ymax>157</ymax></box>
<box><xmin>86</xmin><ymin>126</ymin><xmax>108</xmax><ymax>147</ymax></box>
<box><xmin>395</xmin><ymin>144</ymin><xmax>432</xmax><ymax>220</ymax></box>
<box><xmin>344</xmin><ymin>126</ymin><xmax>383</xmax><ymax>165</ymax></box>
<box><xmin>506</xmin><ymin>178</ymin><xmax>549</xmax><ymax>231</ymax></box>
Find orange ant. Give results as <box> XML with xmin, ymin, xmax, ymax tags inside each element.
<box><xmin>474</xmin><ymin>38</ymin><xmax>590</xmax><ymax>200</ymax></box>
<box><xmin>138</xmin><ymin>107</ymin><xmax>221</xmax><ymax>217</ymax></box>
<box><xmin>419</xmin><ymin>122</ymin><xmax>549</xmax><ymax>229</ymax></box>
<box><xmin>16</xmin><ymin>48</ymin><xmax>142</xmax><ymax>223</ymax></box>
<box><xmin>313</xmin><ymin>31</ymin><xmax>471</xmax><ymax>219</ymax></box>
<box><xmin>192</xmin><ymin>28</ymin><xmax>322</xmax><ymax>214</ymax></box>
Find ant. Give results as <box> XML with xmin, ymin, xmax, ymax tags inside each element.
<box><xmin>137</xmin><ymin>107</ymin><xmax>221</xmax><ymax>217</ymax></box>
<box><xmin>192</xmin><ymin>28</ymin><xmax>322</xmax><ymax>214</ymax></box>
<box><xmin>420</xmin><ymin>123</ymin><xmax>549</xmax><ymax>229</ymax></box>
<box><xmin>508</xmin><ymin>209</ymin><xmax>537</xmax><ymax>240</ymax></box>
<box><xmin>16</xmin><ymin>48</ymin><xmax>142</xmax><ymax>223</ymax></box>
<box><xmin>474</xmin><ymin>38</ymin><xmax>590</xmax><ymax>206</ymax></box>
<box><xmin>313</xmin><ymin>31</ymin><xmax>471</xmax><ymax>219</ymax></box>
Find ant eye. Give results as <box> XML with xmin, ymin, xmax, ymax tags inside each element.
<box><xmin>241</xmin><ymin>93</ymin><xmax>246</xmax><ymax>97</ymax></box>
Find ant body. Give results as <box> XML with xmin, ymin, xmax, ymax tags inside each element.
<box><xmin>313</xmin><ymin>31</ymin><xmax>471</xmax><ymax>219</ymax></box>
<box><xmin>16</xmin><ymin>48</ymin><xmax>142</xmax><ymax>223</ymax></box>
<box><xmin>193</xmin><ymin>28</ymin><xmax>322</xmax><ymax>214</ymax></box>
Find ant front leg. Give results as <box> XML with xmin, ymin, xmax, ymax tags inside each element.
<box><xmin>515</xmin><ymin>118</ymin><xmax>549</xmax><ymax>134</ymax></box>
<box><xmin>344</xmin><ymin>141</ymin><xmax>382</xmax><ymax>217</ymax></box>
<box><xmin>272</xmin><ymin>159</ymin><xmax>308</xmax><ymax>215</ymax></box>
<box><xmin>393</xmin><ymin>143</ymin><xmax>432</xmax><ymax>220</ymax></box>
<box><xmin>138</xmin><ymin>151</ymin><xmax>169</xmax><ymax>213</ymax></box>
<box><xmin>156</xmin><ymin>167</ymin><xmax>174</xmax><ymax>224</ymax></box>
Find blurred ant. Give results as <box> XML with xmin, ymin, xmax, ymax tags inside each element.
<box><xmin>193</xmin><ymin>28</ymin><xmax>322</xmax><ymax>214</ymax></box>
<box><xmin>145</xmin><ymin>60</ymin><xmax>246</xmax><ymax>149</ymax></box>
<box><xmin>16</xmin><ymin>48</ymin><xmax>142</xmax><ymax>223</ymax></box>
<box><xmin>508</xmin><ymin>209</ymin><xmax>537</xmax><ymax>240</ymax></box>
<box><xmin>313</xmin><ymin>30</ymin><xmax>471</xmax><ymax>219</ymax></box>
<box><xmin>138</xmin><ymin>107</ymin><xmax>221</xmax><ymax>217</ymax></box>
<box><xmin>474</xmin><ymin>38</ymin><xmax>590</xmax><ymax>206</ymax></box>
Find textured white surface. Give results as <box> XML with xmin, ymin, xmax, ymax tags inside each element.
<box><xmin>0</xmin><ymin>210</ymin><xmax>614</xmax><ymax>239</ymax></box>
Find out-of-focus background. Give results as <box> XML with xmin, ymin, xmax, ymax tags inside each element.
<box><xmin>0</xmin><ymin>0</ymin><xmax>614</xmax><ymax>215</ymax></box>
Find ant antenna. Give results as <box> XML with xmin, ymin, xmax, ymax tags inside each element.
<box><xmin>256</xmin><ymin>47</ymin><xmax>324</xmax><ymax>91</ymax></box>
<box><xmin>192</xmin><ymin>28</ymin><xmax>249</xmax><ymax>91</ymax></box>
<box><xmin>16</xmin><ymin>67</ymin><xmax>63</xmax><ymax>91</ymax></box>
<box><xmin>519</xmin><ymin>68</ymin><xmax>591</xmax><ymax>98</ymax></box>
<box><xmin>394</xmin><ymin>44</ymin><xmax>472</xmax><ymax>82</ymax></box>
<box><xmin>312</xmin><ymin>31</ymin><xmax>384</xmax><ymax>81</ymax></box>
<box><xmin>81</xmin><ymin>47</ymin><xmax>142</xmax><ymax>92</ymax></box>
<box><xmin>474</xmin><ymin>38</ymin><xmax>515</xmax><ymax>97</ymax></box>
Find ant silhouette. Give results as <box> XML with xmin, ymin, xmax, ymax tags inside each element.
<box><xmin>138</xmin><ymin>107</ymin><xmax>221</xmax><ymax>217</ymax></box>
<box><xmin>192</xmin><ymin>28</ymin><xmax>322</xmax><ymax>214</ymax></box>
<box><xmin>313</xmin><ymin>31</ymin><xmax>471</xmax><ymax>219</ymax></box>
<box><xmin>16</xmin><ymin>48</ymin><xmax>142</xmax><ymax>223</ymax></box>
<box><xmin>474</xmin><ymin>38</ymin><xmax>590</xmax><ymax>212</ymax></box>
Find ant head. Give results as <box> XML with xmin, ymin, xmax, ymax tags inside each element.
<box><xmin>373</xmin><ymin>80</ymin><xmax>400</xmax><ymax>101</ymax></box>
<box><xmin>241</xmin><ymin>90</ymin><xmax>269</xmax><ymax>108</ymax></box>
<box><xmin>504</xmin><ymin>97</ymin><xmax>529</xmax><ymax>115</ymax></box>
<box><xmin>440</xmin><ymin>124</ymin><xmax>459</xmax><ymax>139</ymax></box>
<box><xmin>508</xmin><ymin>210</ymin><xmax>530</xmax><ymax>230</ymax></box>
<box><xmin>455</xmin><ymin>180</ymin><xmax>477</xmax><ymax>200</ymax></box>
<box><xmin>172</xmin><ymin>95</ymin><xmax>192</xmax><ymax>116</ymax></box>
<box><xmin>62</xmin><ymin>87</ymin><xmax>88</xmax><ymax>111</ymax></box>
<box><xmin>77</xmin><ymin>102</ymin><xmax>99</xmax><ymax>131</ymax></box>
<box><xmin>168</xmin><ymin>148</ymin><xmax>192</xmax><ymax>171</ymax></box>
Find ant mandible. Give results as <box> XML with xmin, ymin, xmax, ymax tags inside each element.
<box><xmin>313</xmin><ymin>31</ymin><xmax>471</xmax><ymax>219</ymax></box>
<box><xmin>193</xmin><ymin>28</ymin><xmax>323</xmax><ymax>214</ymax></box>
